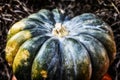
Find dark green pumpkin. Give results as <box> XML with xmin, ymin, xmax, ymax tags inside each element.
<box><xmin>5</xmin><ymin>9</ymin><xmax>116</xmax><ymax>80</ymax></box>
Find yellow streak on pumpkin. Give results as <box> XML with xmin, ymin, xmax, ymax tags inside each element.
<box><xmin>5</xmin><ymin>31</ymin><xmax>31</xmax><ymax>66</ymax></box>
<box><xmin>15</xmin><ymin>49</ymin><xmax>30</xmax><ymax>65</ymax></box>
<box><xmin>5</xmin><ymin>41</ymin><xmax>18</xmax><ymax>66</ymax></box>
<box><xmin>24</xmin><ymin>31</ymin><xmax>32</xmax><ymax>39</ymax></box>
<box><xmin>13</xmin><ymin>49</ymin><xmax>30</xmax><ymax>73</ymax></box>
<box><xmin>40</xmin><ymin>70</ymin><xmax>48</xmax><ymax>78</ymax></box>
<box><xmin>8</xmin><ymin>21</ymin><xmax>25</xmax><ymax>40</ymax></box>
<box><xmin>19</xmin><ymin>49</ymin><xmax>30</xmax><ymax>60</ymax></box>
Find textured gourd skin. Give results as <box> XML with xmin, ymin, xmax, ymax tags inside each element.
<box><xmin>5</xmin><ymin>9</ymin><xmax>116</xmax><ymax>80</ymax></box>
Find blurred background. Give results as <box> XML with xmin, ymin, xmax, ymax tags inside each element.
<box><xmin>0</xmin><ymin>0</ymin><xmax>120</xmax><ymax>80</ymax></box>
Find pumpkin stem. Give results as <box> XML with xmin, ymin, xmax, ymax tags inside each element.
<box><xmin>52</xmin><ymin>23</ymin><xmax>68</xmax><ymax>37</ymax></box>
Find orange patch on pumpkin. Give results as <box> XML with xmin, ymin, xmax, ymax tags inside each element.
<box><xmin>102</xmin><ymin>73</ymin><xmax>112</xmax><ymax>80</ymax></box>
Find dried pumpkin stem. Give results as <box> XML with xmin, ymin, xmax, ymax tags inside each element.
<box><xmin>52</xmin><ymin>23</ymin><xmax>68</xmax><ymax>37</ymax></box>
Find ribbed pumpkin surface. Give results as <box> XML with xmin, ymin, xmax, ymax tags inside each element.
<box><xmin>5</xmin><ymin>9</ymin><xmax>116</xmax><ymax>80</ymax></box>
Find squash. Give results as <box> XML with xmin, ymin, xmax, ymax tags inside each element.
<box><xmin>5</xmin><ymin>9</ymin><xmax>116</xmax><ymax>80</ymax></box>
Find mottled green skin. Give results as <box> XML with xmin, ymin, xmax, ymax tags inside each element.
<box><xmin>13</xmin><ymin>35</ymin><xmax>50</xmax><ymax>80</ymax></box>
<box><xmin>32</xmin><ymin>38</ymin><xmax>91</xmax><ymax>80</ymax></box>
<box><xmin>6</xmin><ymin>9</ymin><xmax>116</xmax><ymax>80</ymax></box>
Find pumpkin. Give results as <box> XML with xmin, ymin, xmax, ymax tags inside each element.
<box><xmin>5</xmin><ymin>9</ymin><xmax>116</xmax><ymax>80</ymax></box>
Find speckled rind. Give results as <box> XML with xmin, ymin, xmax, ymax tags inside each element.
<box><xmin>5</xmin><ymin>9</ymin><xmax>116</xmax><ymax>80</ymax></box>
